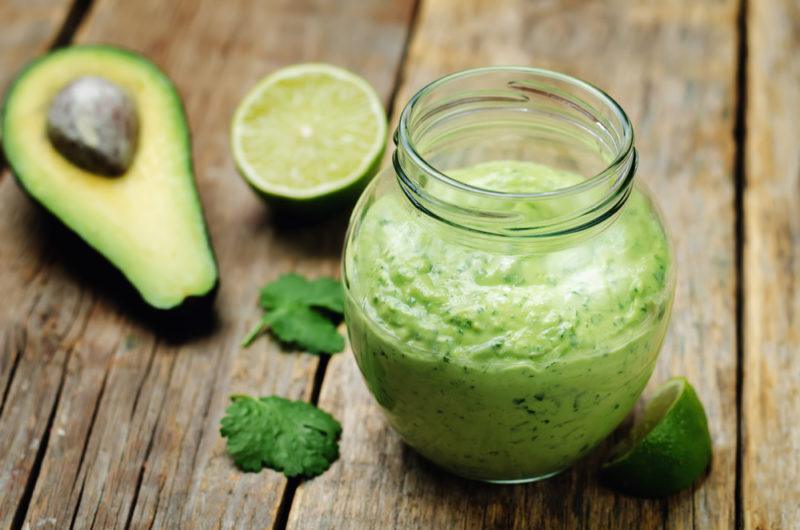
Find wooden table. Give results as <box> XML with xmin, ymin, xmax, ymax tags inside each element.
<box><xmin>0</xmin><ymin>0</ymin><xmax>797</xmax><ymax>528</ymax></box>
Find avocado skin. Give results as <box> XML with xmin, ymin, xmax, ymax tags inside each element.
<box><xmin>1</xmin><ymin>45</ymin><xmax>219</xmax><ymax>311</ymax></box>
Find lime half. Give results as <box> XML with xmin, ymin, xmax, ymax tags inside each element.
<box><xmin>231</xmin><ymin>63</ymin><xmax>387</xmax><ymax>212</ymax></box>
<box><xmin>601</xmin><ymin>377</ymin><xmax>712</xmax><ymax>498</ymax></box>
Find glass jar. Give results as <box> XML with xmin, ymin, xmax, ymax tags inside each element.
<box><xmin>342</xmin><ymin>67</ymin><xmax>675</xmax><ymax>483</ymax></box>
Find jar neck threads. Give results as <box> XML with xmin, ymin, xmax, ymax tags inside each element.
<box><xmin>393</xmin><ymin>67</ymin><xmax>636</xmax><ymax>244</ymax></box>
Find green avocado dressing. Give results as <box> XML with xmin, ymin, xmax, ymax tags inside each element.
<box><xmin>345</xmin><ymin>160</ymin><xmax>673</xmax><ymax>481</ymax></box>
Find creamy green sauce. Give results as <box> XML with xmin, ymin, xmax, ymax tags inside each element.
<box><xmin>345</xmin><ymin>161</ymin><xmax>673</xmax><ymax>481</ymax></box>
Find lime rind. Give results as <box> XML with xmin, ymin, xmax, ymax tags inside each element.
<box><xmin>601</xmin><ymin>376</ymin><xmax>712</xmax><ymax>498</ymax></box>
<box><xmin>231</xmin><ymin>63</ymin><xmax>387</xmax><ymax>203</ymax></box>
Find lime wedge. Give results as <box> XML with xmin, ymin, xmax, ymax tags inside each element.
<box><xmin>601</xmin><ymin>377</ymin><xmax>712</xmax><ymax>498</ymax></box>
<box><xmin>231</xmin><ymin>63</ymin><xmax>387</xmax><ymax>212</ymax></box>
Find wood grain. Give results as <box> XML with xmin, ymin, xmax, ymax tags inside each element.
<box><xmin>288</xmin><ymin>0</ymin><xmax>739</xmax><ymax>528</ymax></box>
<box><xmin>0</xmin><ymin>3</ymin><xmax>94</xmax><ymax>524</ymax></box>
<box><xmin>742</xmin><ymin>0</ymin><xmax>800</xmax><ymax>527</ymax></box>
<box><xmin>0</xmin><ymin>0</ymin><xmax>415</xmax><ymax>528</ymax></box>
<box><xmin>0</xmin><ymin>0</ymin><xmax>75</xmax><ymax>95</ymax></box>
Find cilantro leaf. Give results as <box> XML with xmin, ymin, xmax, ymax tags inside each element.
<box><xmin>260</xmin><ymin>273</ymin><xmax>344</xmax><ymax>313</ymax></box>
<box><xmin>267</xmin><ymin>305</ymin><xmax>345</xmax><ymax>354</ymax></box>
<box><xmin>220</xmin><ymin>394</ymin><xmax>342</xmax><ymax>478</ymax></box>
<box><xmin>242</xmin><ymin>273</ymin><xmax>345</xmax><ymax>353</ymax></box>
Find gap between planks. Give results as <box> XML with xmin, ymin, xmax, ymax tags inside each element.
<box><xmin>733</xmin><ymin>0</ymin><xmax>748</xmax><ymax>528</ymax></box>
<box><xmin>49</xmin><ymin>0</ymin><xmax>95</xmax><ymax>50</ymax></box>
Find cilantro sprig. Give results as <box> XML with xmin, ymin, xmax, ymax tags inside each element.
<box><xmin>242</xmin><ymin>273</ymin><xmax>345</xmax><ymax>354</ymax></box>
<box><xmin>220</xmin><ymin>394</ymin><xmax>342</xmax><ymax>478</ymax></box>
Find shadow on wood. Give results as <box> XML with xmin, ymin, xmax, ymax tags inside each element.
<box><xmin>265</xmin><ymin>204</ymin><xmax>352</xmax><ymax>262</ymax></box>
<box><xmin>5</xmin><ymin>184</ymin><xmax>220</xmax><ymax>345</ymax></box>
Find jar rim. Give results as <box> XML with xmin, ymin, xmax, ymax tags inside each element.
<box><xmin>396</xmin><ymin>66</ymin><xmax>635</xmax><ymax>200</ymax></box>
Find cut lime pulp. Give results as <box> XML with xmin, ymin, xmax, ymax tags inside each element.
<box><xmin>231</xmin><ymin>63</ymin><xmax>387</xmax><ymax>213</ymax></box>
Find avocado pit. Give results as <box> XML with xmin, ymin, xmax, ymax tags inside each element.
<box><xmin>46</xmin><ymin>75</ymin><xmax>139</xmax><ymax>175</ymax></box>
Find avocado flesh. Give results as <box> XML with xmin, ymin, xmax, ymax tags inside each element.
<box><xmin>1</xmin><ymin>46</ymin><xmax>218</xmax><ymax>309</ymax></box>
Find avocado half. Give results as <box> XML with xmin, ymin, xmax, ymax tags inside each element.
<box><xmin>1</xmin><ymin>45</ymin><xmax>218</xmax><ymax>309</ymax></box>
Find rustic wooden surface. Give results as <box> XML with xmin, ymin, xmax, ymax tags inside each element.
<box><xmin>0</xmin><ymin>0</ymin><xmax>796</xmax><ymax>528</ymax></box>
<box><xmin>0</xmin><ymin>1</ymin><xmax>414</xmax><ymax>529</ymax></box>
<box><xmin>289</xmin><ymin>0</ymin><xmax>739</xmax><ymax>528</ymax></box>
<box><xmin>0</xmin><ymin>0</ymin><xmax>76</xmax><ymax>98</ymax></box>
<box><xmin>743</xmin><ymin>0</ymin><xmax>800</xmax><ymax>528</ymax></box>
<box><xmin>0</xmin><ymin>2</ymin><xmax>91</xmax><ymax>524</ymax></box>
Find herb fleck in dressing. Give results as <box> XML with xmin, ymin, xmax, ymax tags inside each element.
<box><xmin>345</xmin><ymin>161</ymin><xmax>673</xmax><ymax>481</ymax></box>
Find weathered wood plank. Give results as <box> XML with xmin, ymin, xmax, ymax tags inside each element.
<box><xmin>0</xmin><ymin>0</ymin><xmax>75</xmax><ymax>94</ymax></box>
<box><xmin>288</xmin><ymin>0</ymin><xmax>739</xmax><ymax>528</ymax></box>
<box><xmin>0</xmin><ymin>1</ymin><xmax>415</xmax><ymax>529</ymax></box>
<box><xmin>743</xmin><ymin>0</ymin><xmax>800</xmax><ymax>527</ymax></box>
<box><xmin>0</xmin><ymin>0</ymin><xmax>93</xmax><ymax>523</ymax></box>
<box><xmin>0</xmin><ymin>0</ymin><xmax>80</xmax><ymax>414</ymax></box>
<box><xmin>0</xmin><ymin>221</ymin><xmax>96</xmax><ymax>529</ymax></box>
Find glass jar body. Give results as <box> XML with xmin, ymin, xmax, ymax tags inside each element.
<box><xmin>343</xmin><ymin>169</ymin><xmax>674</xmax><ymax>483</ymax></box>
